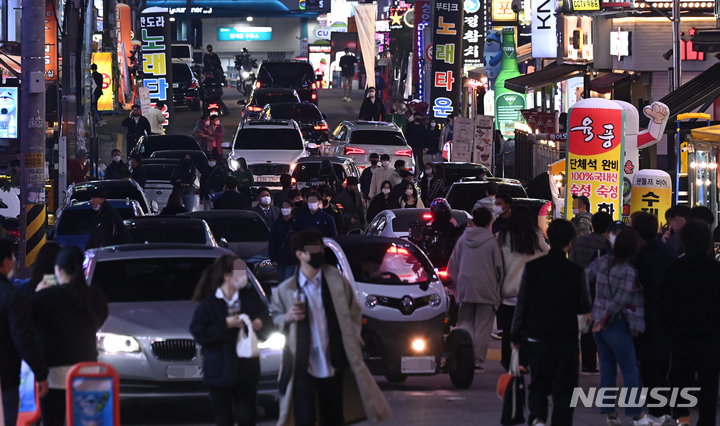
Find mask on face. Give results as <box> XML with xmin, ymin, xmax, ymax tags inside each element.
<box><xmin>494</xmin><ymin>206</ymin><xmax>504</xmax><ymax>215</ymax></box>
<box><xmin>204</xmin><ymin>120</ymin><xmax>210</xmax><ymax>126</ymax></box>
<box><xmin>281</xmin><ymin>207</ymin><xmax>292</xmax><ymax>216</ymax></box>
<box><xmin>92</xmin><ymin>203</ymin><xmax>102</xmax><ymax>211</ymax></box>
<box><xmin>294</xmin><ymin>201</ymin><xmax>305</xmax><ymax>209</ymax></box>
<box><xmin>425</xmin><ymin>169</ymin><xmax>433</xmax><ymax>175</ymax></box>
<box><xmin>481</xmin><ymin>175</ymin><xmax>487</xmax><ymax>181</ymax></box>
<box><xmin>214</xmin><ymin>120</ymin><xmax>220</xmax><ymax>125</ymax></box>
<box><xmin>370</xmin><ymin>159</ymin><xmax>378</xmax><ymax>166</ymax></box>
<box><xmin>113</xmin><ymin>156</ymin><xmax>121</xmax><ymax>163</ymax></box>
<box><xmin>322</xmin><ymin>199</ymin><xmax>329</xmax><ymax>207</ymax></box>
<box><xmin>609</xmin><ymin>234</ymin><xmax>617</xmax><ymax>247</ymax></box>
<box><xmin>430</xmin><ymin>122</ymin><xmax>437</xmax><ymax>128</ymax></box>
<box><xmin>368</xmin><ymin>92</ymin><xmax>376</xmax><ymax>98</ymax></box>
<box><xmin>234</xmin><ymin>273</ymin><xmax>248</xmax><ymax>290</ymax></box>
<box><xmin>381</xmin><ymin>160</ymin><xmax>390</xmax><ymax>168</ymax></box>
<box><xmin>405</xmin><ymin>189</ymin><xmax>414</xmax><ymax>196</ymax></box>
<box><xmin>308</xmin><ymin>202</ymin><xmax>319</xmax><ymax>211</ymax></box>
<box><xmin>381</xmin><ymin>188</ymin><xmax>391</xmax><ymax>195</ymax></box>
<box><xmin>572</xmin><ymin>208</ymin><xmax>579</xmax><ymax>215</ymax></box>
<box><xmin>260</xmin><ymin>196</ymin><xmax>271</xmax><ymax>205</ymax></box>
<box><xmin>308</xmin><ymin>251</ymin><xmax>325</xmax><ymax>268</ymax></box>
<box><xmin>208</xmin><ymin>161</ymin><xmax>217</xmax><ymax>167</ymax></box>
<box><xmin>415</xmin><ymin>118</ymin><xmax>421</xmax><ymax>123</ymax></box>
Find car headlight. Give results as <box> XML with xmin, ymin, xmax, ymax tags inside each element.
<box><xmin>429</xmin><ymin>294</ymin><xmax>442</xmax><ymax>307</ymax></box>
<box><xmin>258</xmin><ymin>332</ymin><xmax>285</xmax><ymax>350</ymax></box>
<box><xmin>242</xmin><ymin>71</ymin><xmax>250</xmax><ymax>78</ymax></box>
<box><xmin>365</xmin><ymin>295</ymin><xmax>378</xmax><ymax>308</ymax></box>
<box><xmin>97</xmin><ymin>333</ymin><xmax>141</xmax><ymax>353</ymax></box>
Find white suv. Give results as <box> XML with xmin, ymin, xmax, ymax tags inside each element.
<box><xmin>225</xmin><ymin>119</ymin><xmax>307</xmax><ymax>190</ymax></box>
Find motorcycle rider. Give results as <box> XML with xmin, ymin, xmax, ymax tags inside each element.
<box><xmin>202</xmin><ymin>68</ymin><xmax>229</xmax><ymax>116</ymax></box>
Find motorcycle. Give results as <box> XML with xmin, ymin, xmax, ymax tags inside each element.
<box><xmin>202</xmin><ymin>73</ymin><xmax>225</xmax><ymax>116</ymax></box>
<box><xmin>234</xmin><ymin>55</ymin><xmax>257</xmax><ymax>96</ymax></box>
<box><xmin>404</xmin><ymin>98</ymin><xmax>429</xmax><ymax>121</ymax></box>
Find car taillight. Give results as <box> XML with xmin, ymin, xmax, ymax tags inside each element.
<box><xmin>248</xmin><ymin>106</ymin><xmax>262</xmax><ymax>112</ymax></box>
<box><xmin>396</xmin><ymin>149</ymin><xmax>412</xmax><ymax>157</ymax></box>
<box><xmin>189</xmin><ymin>82</ymin><xmax>197</xmax><ymax>89</ymax></box>
<box><xmin>422</xmin><ymin>213</ymin><xmax>433</xmax><ymax>220</ymax></box>
<box><xmin>209</xmin><ymin>103</ymin><xmax>219</xmax><ymax>109</ymax></box>
<box><xmin>311</xmin><ymin>93</ymin><xmax>317</xmax><ymax>100</ymax></box>
<box><xmin>313</xmin><ymin>123</ymin><xmax>328</xmax><ymax>130</ymax></box>
<box><xmin>255</xmin><ymin>81</ymin><xmax>261</xmax><ymax>89</ymax></box>
<box><xmin>312</xmin><ymin>82</ymin><xmax>316</xmax><ymax>90</ymax></box>
<box><xmin>437</xmin><ymin>270</ymin><xmax>448</xmax><ymax>278</ymax></box>
<box><xmin>291</xmin><ymin>177</ymin><xmax>296</xmax><ymax>185</ymax></box>
<box><xmin>344</xmin><ymin>147</ymin><xmax>365</xmax><ymax>155</ymax></box>
<box><xmin>5</xmin><ymin>229</ymin><xmax>19</xmax><ymax>239</ymax></box>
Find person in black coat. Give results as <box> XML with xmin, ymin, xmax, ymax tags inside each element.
<box><xmin>335</xmin><ymin>177</ymin><xmax>365</xmax><ymax>232</ymax></box>
<box><xmin>190</xmin><ymin>255</ymin><xmax>271</xmax><ymax>426</ymax></box>
<box><xmin>172</xmin><ymin>154</ymin><xmax>199</xmax><ymax>211</ymax></box>
<box><xmin>31</xmin><ymin>246</ymin><xmax>108</xmax><ymax>426</ymax></box>
<box><xmin>214</xmin><ymin>176</ymin><xmax>246</xmax><ymax>210</ymax></box>
<box><xmin>0</xmin><ymin>239</ymin><xmax>49</xmax><ymax>426</ymax></box>
<box><xmin>358</xmin><ymin>87</ymin><xmax>385</xmax><ymax>121</ymax></box>
<box><xmin>160</xmin><ymin>193</ymin><xmax>189</xmax><ymax>216</ymax></box>
<box><xmin>269</xmin><ymin>200</ymin><xmax>297</xmax><ymax>282</ymax></box>
<box><xmin>201</xmin><ymin>156</ymin><xmax>229</xmax><ymax>210</ymax></box>
<box><xmin>129</xmin><ymin>154</ymin><xmax>147</xmax><ymax>189</ymax></box>
<box><xmin>250</xmin><ymin>187</ymin><xmax>281</xmax><ymax>229</ymax></box>
<box><xmin>366</xmin><ymin>180</ymin><xmax>400</xmax><ymax>223</ymax></box>
<box><xmin>295</xmin><ymin>193</ymin><xmax>337</xmax><ymax>237</ymax></box>
<box><xmin>104</xmin><ymin>149</ymin><xmax>130</xmax><ymax>180</ymax></box>
<box><xmin>121</xmin><ymin>104</ymin><xmax>152</xmax><ymax>153</ymax></box>
<box><xmin>359</xmin><ymin>153</ymin><xmax>380</xmax><ymax>203</ymax></box>
<box><xmin>85</xmin><ymin>190</ymin><xmax>130</xmax><ymax>250</ymax></box>
<box><xmin>405</xmin><ymin>115</ymin><xmax>426</xmax><ymax>175</ymax></box>
<box><xmin>423</xmin><ymin>119</ymin><xmax>442</xmax><ymax>162</ymax></box>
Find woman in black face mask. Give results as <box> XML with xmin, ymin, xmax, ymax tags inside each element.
<box><xmin>171</xmin><ymin>153</ymin><xmax>198</xmax><ymax>211</ymax></box>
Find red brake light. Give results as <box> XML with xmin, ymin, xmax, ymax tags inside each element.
<box><xmin>311</xmin><ymin>93</ymin><xmax>317</xmax><ymax>100</ymax></box>
<box><xmin>312</xmin><ymin>82</ymin><xmax>316</xmax><ymax>90</ymax></box>
<box><xmin>291</xmin><ymin>177</ymin><xmax>296</xmax><ymax>185</ymax></box>
<box><xmin>387</xmin><ymin>245</ymin><xmax>409</xmax><ymax>255</ymax></box>
<box><xmin>344</xmin><ymin>147</ymin><xmax>365</xmax><ymax>155</ymax></box>
<box><xmin>422</xmin><ymin>213</ymin><xmax>433</xmax><ymax>220</ymax></box>
<box><xmin>255</xmin><ymin>81</ymin><xmax>261</xmax><ymax>89</ymax></box>
<box><xmin>313</xmin><ymin>123</ymin><xmax>328</xmax><ymax>130</ymax></box>
<box><xmin>189</xmin><ymin>82</ymin><xmax>197</xmax><ymax>89</ymax></box>
<box><xmin>209</xmin><ymin>103</ymin><xmax>219</xmax><ymax>109</ymax></box>
<box><xmin>248</xmin><ymin>106</ymin><xmax>262</xmax><ymax>112</ymax></box>
<box><xmin>5</xmin><ymin>229</ymin><xmax>19</xmax><ymax>239</ymax></box>
<box><xmin>437</xmin><ymin>270</ymin><xmax>448</xmax><ymax>278</ymax></box>
<box><xmin>396</xmin><ymin>149</ymin><xmax>412</xmax><ymax>157</ymax></box>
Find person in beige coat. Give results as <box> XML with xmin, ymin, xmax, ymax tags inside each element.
<box><xmin>270</xmin><ymin>229</ymin><xmax>391</xmax><ymax>426</ymax></box>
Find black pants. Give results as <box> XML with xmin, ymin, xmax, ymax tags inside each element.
<box><xmin>293</xmin><ymin>370</ymin><xmax>344</xmax><ymax>426</ymax></box>
<box><xmin>639</xmin><ymin>358</ymin><xmax>671</xmax><ymax>418</ymax></box>
<box><xmin>498</xmin><ymin>304</ymin><xmax>527</xmax><ymax>371</ymax></box>
<box><xmin>40</xmin><ymin>389</ymin><xmax>66</xmax><ymax>426</ymax></box>
<box><xmin>527</xmin><ymin>341</ymin><xmax>579</xmax><ymax>426</ymax></box>
<box><xmin>208</xmin><ymin>382</ymin><xmax>258</xmax><ymax>426</ymax></box>
<box><xmin>580</xmin><ymin>330</ymin><xmax>598</xmax><ymax>371</ymax></box>
<box><xmin>668</xmin><ymin>347</ymin><xmax>720</xmax><ymax>425</ymax></box>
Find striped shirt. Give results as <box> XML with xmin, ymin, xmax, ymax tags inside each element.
<box><xmin>586</xmin><ymin>256</ymin><xmax>645</xmax><ymax>333</ymax></box>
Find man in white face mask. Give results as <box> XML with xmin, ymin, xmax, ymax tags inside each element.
<box><xmin>358</xmin><ymin>86</ymin><xmax>386</xmax><ymax>121</ymax></box>
<box><xmin>103</xmin><ymin>148</ymin><xmax>130</xmax><ymax>180</ymax></box>
<box><xmin>491</xmin><ymin>193</ymin><xmax>512</xmax><ymax>235</ymax></box>
<box><xmin>85</xmin><ymin>189</ymin><xmax>130</xmax><ymax>249</ymax></box>
<box><xmin>251</xmin><ymin>186</ymin><xmax>281</xmax><ymax>228</ymax></box>
<box><xmin>369</xmin><ymin>154</ymin><xmax>403</xmax><ymax>200</ymax></box>
<box><xmin>296</xmin><ymin>193</ymin><xmax>337</xmax><ymax>238</ymax></box>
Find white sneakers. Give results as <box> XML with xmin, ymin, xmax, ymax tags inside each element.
<box><xmin>343</xmin><ymin>97</ymin><xmax>352</xmax><ymax>102</ymax></box>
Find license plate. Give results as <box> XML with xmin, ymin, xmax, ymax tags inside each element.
<box><xmin>172</xmin><ymin>83</ymin><xmax>179</xmax><ymax>88</ymax></box>
<box><xmin>166</xmin><ymin>365</ymin><xmax>202</xmax><ymax>379</ymax></box>
<box><xmin>401</xmin><ymin>356</ymin><xmax>436</xmax><ymax>374</ymax></box>
<box><xmin>255</xmin><ymin>176</ymin><xmax>280</xmax><ymax>182</ymax></box>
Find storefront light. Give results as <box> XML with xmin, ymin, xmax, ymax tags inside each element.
<box><xmin>706</xmin><ymin>179</ymin><xmax>712</xmax><ymax>186</ymax></box>
<box><xmin>696</xmin><ymin>179</ymin><xmax>704</xmax><ymax>186</ymax></box>
<box><xmin>694</xmin><ymin>2</ymin><xmax>700</xmax><ymax>6</ymax></box>
<box><xmin>701</xmin><ymin>162</ymin><xmax>707</xmax><ymax>168</ymax></box>
<box><xmin>690</xmin><ymin>161</ymin><xmax>697</xmax><ymax>168</ymax></box>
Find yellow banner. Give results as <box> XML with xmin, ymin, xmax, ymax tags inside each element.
<box><xmin>92</xmin><ymin>52</ymin><xmax>114</xmax><ymax>111</ymax></box>
<box><xmin>629</xmin><ymin>169</ymin><xmax>672</xmax><ymax>221</ymax></box>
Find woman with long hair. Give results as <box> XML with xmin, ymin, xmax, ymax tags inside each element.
<box><xmin>497</xmin><ymin>206</ymin><xmax>548</xmax><ymax>372</ymax></box>
<box><xmin>31</xmin><ymin>246</ymin><xmax>108</xmax><ymax>426</ymax></box>
<box><xmin>366</xmin><ymin>180</ymin><xmax>400</xmax><ymax>222</ymax></box>
<box><xmin>22</xmin><ymin>242</ymin><xmax>61</xmax><ymax>297</ymax></box>
<box><xmin>190</xmin><ymin>254</ymin><xmax>270</xmax><ymax>426</ymax></box>
<box><xmin>587</xmin><ymin>229</ymin><xmax>649</xmax><ymax>426</ymax></box>
<box><xmin>233</xmin><ymin>157</ymin><xmax>254</xmax><ymax>201</ymax></box>
<box><xmin>399</xmin><ymin>180</ymin><xmax>424</xmax><ymax>208</ymax></box>
<box><xmin>420</xmin><ymin>162</ymin><xmax>445</xmax><ymax>206</ymax></box>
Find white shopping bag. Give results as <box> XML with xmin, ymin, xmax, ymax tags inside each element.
<box><xmin>236</xmin><ymin>314</ymin><xmax>260</xmax><ymax>358</ymax></box>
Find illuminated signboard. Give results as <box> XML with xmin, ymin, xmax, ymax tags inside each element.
<box><xmin>532</xmin><ymin>0</ymin><xmax>557</xmax><ymax>58</ymax></box>
<box><xmin>389</xmin><ymin>8</ymin><xmax>408</xmax><ymax>30</ymax></box>
<box><xmin>463</xmin><ymin>0</ymin><xmax>485</xmax><ymax>73</ymax></box>
<box><xmin>571</xmin><ymin>0</ymin><xmax>600</xmax><ymax>10</ymax></box>
<box><xmin>168</xmin><ymin>7</ymin><xmax>213</xmax><ymax>14</ymax></box>
<box><xmin>45</xmin><ymin>0</ymin><xmax>57</xmax><ymax>80</ymax></box>
<box><xmin>218</xmin><ymin>27</ymin><xmax>272</xmax><ymax>41</ymax></box>
<box><xmin>430</xmin><ymin>0</ymin><xmax>464</xmax><ymax>119</ymax></box>
<box><xmin>492</xmin><ymin>0</ymin><xmax>516</xmax><ymax>21</ymax></box>
<box><xmin>140</xmin><ymin>9</ymin><xmax>174</xmax><ymax>132</ymax></box>
<box><xmin>0</xmin><ymin>87</ymin><xmax>19</xmax><ymax>139</ymax></box>
<box><xmin>610</xmin><ymin>29</ymin><xmax>630</xmax><ymax>58</ymax></box>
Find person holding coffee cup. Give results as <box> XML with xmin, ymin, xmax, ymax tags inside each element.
<box><xmin>270</xmin><ymin>229</ymin><xmax>391</xmax><ymax>426</ymax></box>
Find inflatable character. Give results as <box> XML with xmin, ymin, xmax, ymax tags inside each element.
<box><xmin>0</xmin><ymin>90</ymin><xmax>17</xmax><ymax>138</ymax></box>
<box><xmin>483</xmin><ymin>30</ymin><xmax>502</xmax><ymax>89</ymax></box>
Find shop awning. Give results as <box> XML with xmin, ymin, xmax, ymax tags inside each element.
<box><xmin>589</xmin><ymin>72</ymin><xmax>631</xmax><ymax>94</ymax></box>
<box><xmin>468</xmin><ymin>67</ymin><xmax>485</xmax><ymax>81</ymax></box>
<box><xmin>549</xmin><ymin>158</ymin><xmax>566</xmax><ymax>175</ymax></box>
<box><xmin>505</xmin><ymin>63</ymin><xmax>587</xmax><ymax>93</ymax></box>
<box><xmin>691</xmin><ymin>124</ymin><xmax>720</xmax><ymax>142</ymax></box>
<box><xmin>639</xmin><ymin>62</ymin><xmax>720</xmax><ymax>129</ymax></box>
<box><xmin>517</xmin><ymin>44</ymin><xmax>532</xmax><ymax>63</ymax></box>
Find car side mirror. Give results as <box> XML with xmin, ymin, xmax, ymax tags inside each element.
<box><xmin>218</xmin><ymin>238</ymin><xmax>229</xmax><ymax>249</ymax></box>
<box><xmin>237</xmin><ymin>100</ymin><xmax>246</xmax><ymax>106</ymax></box>
<box><xmin>221</xmin><ymin>142</ymin><xmax>231</xmax><ymax>149</ymax></box>
<box><xmin>151</xmin><ymin>200</ymin><xmax>159</xmax><ymax>214</ymax></box>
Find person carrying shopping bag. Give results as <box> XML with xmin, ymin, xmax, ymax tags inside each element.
<box><xmin>190</xmin><ymin>255</ymin><xmax>271</xmax><ymax>426</ymax></box>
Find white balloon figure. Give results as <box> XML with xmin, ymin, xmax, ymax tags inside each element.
<box><xmin>610</xmin><ymin>100</ymin><xmax>670</xmax><ymax>218</ymax></box>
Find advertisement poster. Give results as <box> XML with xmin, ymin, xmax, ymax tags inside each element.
<box><xmin>0</xmin><ymin>87</ymin><xmax>19</xmax><ymax>139</ymax></box>
<box><xmin>140</xmin><ymin>9</ymin><xmax>174</xmax><ymax>132</ymax></box>
<box><xmin>450</xmin><ymin>117</ymin><xmax>474</xmax><ymax>162</ymax></box>
<box><xmin>629</xmin><ymin>169</ymin><xmax>672</xmax><ymax>218</ymax></box>
<box><xmin>71</xmin><ymin>377</ymin><xmax>113</xmax><ymax>426</ymax></box>
<box><xmin>45</xmin><ymin>0</ymin><xmax>57</xmax><ymax>80</ymax></box>
<box><xmin>565</xmin><ymin>98</ymin><xmax>625</xmax><ymax>220</ymax></box>
<box><xmin>91</xmin><ymin>53</ymin><xmax>114</xmax><ymax>111</ymax></box>
<box><xmin>473</xmin><ymin>115</ymin><xmax>494</xmax><ymax>168</ymax></box>
<box><xmin>430</xmin><ymin>0</ymin><xmax>464</xmax><ymax>119</ymax></box>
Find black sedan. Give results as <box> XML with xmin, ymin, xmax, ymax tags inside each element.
<box><xmin>258</xmin><ymin>102</ymin><xmax>328</xmax><ymax>152</ymax></box>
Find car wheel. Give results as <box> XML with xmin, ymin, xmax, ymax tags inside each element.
<box><xmin>384</xmin><ymin>373</ymin><xmax>408</xmax><ymax>383</ymax></box>
<box><xmin>449</xmin><ymin>345</ymin><xmax>474</xmax><ymax>389</ymax></box>
<box><xmin>190</xmin><ymin>97</ymin><xmax>201</xmax><ymax>111</ymax></box>
<box><xmin>262</xmin><ymin>402</ymin><xmax>280</xmax><ymax>418</ymax></box>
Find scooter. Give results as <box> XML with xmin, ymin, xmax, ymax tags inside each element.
<box><xmin>235</xmin><ymin>55</ymin><xmax>257</xmax><ymax>95</ymax></box>
<box><xmin>202</xmin><ymin>79</ymin><xmax>225</xmax><ymax>117</ymax></box>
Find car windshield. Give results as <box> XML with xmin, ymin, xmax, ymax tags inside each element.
<box><xmin>234</xmin><ymin>129</ymin><xmax>303</xmax><ymax>150</ymax></box>
<box><xmin>141</xmin><ymin>136</ymin><xmax>201</xmax><ymax>155</ymax></box>
<box><xmin>269</xmin><ymin>104</ymin><xmax>322</xmax><ymax>121</ymax></box>
<box><xmin>203</xmin><ymin>217</ymin><xmax>269</xmax><ymax>242</ymax></box>
<box><xmin>127</xmin><ymin>224</ymin><xmax>208</xmax><ymax>244</ymax></box>
<box><xmin>171</xmin><ymin>64</ymin><xmax>193</xmax><ymax>82</ymax></box>
<box><xmin>91</xmin><ymin>257</ymin><xmax>214</xmax><ymax>302</ymax></box>
<box><xmin>257</xmin><ymin>63</ymin><xmax>314</xmax><ymax>88</ymax></box>
<box><xmin>391</xmin><ymin>210</ymin><xmax>470</xmax><ymax>232</ymax></box>
<box><xmin>447</xmin><ymin>184</ymin><xmax>528</xmax><ymax>213</ymax></box>
<box><xmin>71</xmin><ymin>185</ymin><xmax>148</xmax><ymax>213</ymax></box>
<box><xmin>439</xmin><ymin>166</ymin><xmax>491</xmax><ymax>185</ymax></box>
<box><xmin>341</xmin><ymin>241</ymin><xmax>433</xmax><ymax>285</ymax></box>
<box><xmin>170</xmin><ymin>46</ymin><xmax>192</xmax><ymax>59</ymax></box>
<box><xmin>349</xmin><ymin>130</ymin><xmax>406</xmax><ymax>146</ymax></box>
<box><xmin>58</xmin><ymin>207</ymin><xmax>137</xmax><ymax>235</ymax></box>
<box><xmin>145</xmin><ymin>165</ymin><xmax>176</xmax><ymax>181</ymax></box>
<box><xmin>293</xmin><ymin>163</ymin><xmax>346</xmax><ymax>182</ymax></box>
<box><xmin>252</xmin><ymin>94</ymin><xmax>299</xmax><ymax>106</ymax></box>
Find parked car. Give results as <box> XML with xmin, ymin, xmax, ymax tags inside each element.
<box><xmin>179</xmin><ymin>210</ymin><xmax>278</xmax><ymax>289</ymax></box>
<box><xmin>255</xmin><ymin>60</ymin><xmax>318</xmax><ymax>105</ymax></box>
<box><xmin>149</xmin><ymin>150</ymin><xmax>208</xmax><ymax>171</ymax></box>
<box><xmin>326</xmin><ymin>121</ymin><xmax>414</xmax><ymax>172</ymax></box>
<box><xmin>130</xmin><ymin>134</ymin><xmax>203</xmax><ymax>160</ymax></box>
<box><xmin>258</xmin><ymin>102</ymin><xmax>328</xmax><ymax>152</ymax></box>
<box><xmin>142</xmin><ymin>160</ymin><xmax>200</xmax><ymax>211</ymax></box>
<box><xmin>224</xmin><ymin>119</ymin><xmax>307</xmax><ymax>190</ymax></box>
<box><xmin>171</xmin><ymin>62</ymin><xmax>201</xmax><ymax>111</ymax></box>
<box><xmin>238</xmin><ymin>88</ymin><xmax>301</xmax><ymax>121</ymax></box>
<box><xmin>445</xmin><ymin>180</ymin><xmax>529</xmax><ymax>213</ymax></box>
<box><xmin>324</xmin><ymin>236</ymin><xmax>474</xmax><ymax>388</ymax></box>
<box><xmin>291</xmin><ymin>156</ymin><xmax>360</xmax><ymax>194</ymax></box>
<box><xmin>85</xmin><ymin>243</ymin><xmax>283</xmax><ymax>416</ymax></box>
<box><xmin>365</xmin><ymin>208</ymin><xmax>472</xmax><ymax>239</ymax></box>
<box><xmin>62</xmin><ymin>180</ymin><xmax>155</xmax><ymax>215</ymax></box>
<box><xmin>52</xmin><ymin>199</ymin><xmax>144</xmax><ymax>248</ymax></box>
<box><xmin>123</xmin><ymin>217</ymin><xmax>216</xmax><ymax>246</ymax></box>
<box><xmin>417</xmin><ymin>162</ymin><xmax>492</xmax><ymax>197</ymax></box>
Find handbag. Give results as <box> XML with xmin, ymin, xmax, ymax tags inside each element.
<box><xmin>500</xmin><ymin>349</ymin><xmax>526</xmax><ymax>425</ymax></box>
<box><xmin>236</xmin><ymin>314</ymin><xmax>260</xmax><ymax>358</ymax></box>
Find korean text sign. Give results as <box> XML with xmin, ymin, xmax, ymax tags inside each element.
<box><xmin>430</xmin><ymin>0</ymin><xmax>464</xmax><ymax>119</ymax></box>
<box><xmin>462</xmin><ymin>0</ymin><xmax>485</xmax><ymax>73</ymax></box>
<box><xmin>565</xmin><ymin>98</ymin><xmax>625</xmax><ymax>221</ymax></box>
<box><xmin>629</xmin><ymin>169</ymin><xmax>671</xmax><ymax>218</ymax></box>
<box><xmin>413</xmin><ymin>1</ymin><xmax>431</xmax><ymax>91</ymax></box>
<box><xmin>45</xmin><ymin>0</ymin><xmax>57</xmax><ymax>81</ymax></box>
<box><xmin>91</xmin><ymin>52</ymin><xmax>114</xmax><ymax>112</ymax></box>
<box><xmin>140</xmin><ymin>9</ymin><xmax>174</xmax><ymax>132</ymax></box>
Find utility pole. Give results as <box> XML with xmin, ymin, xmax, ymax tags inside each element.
<box><xmin>19</xmin><ymin>0</ymin><xmax>47</xmax><ymax>275</ymax></box>
<box><xmin>671</xmin><ymin>0</ymin><xmax>681</xmax><ymax>90</ymax></box>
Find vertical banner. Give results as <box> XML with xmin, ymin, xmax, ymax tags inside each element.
<box><xmin>91</xmin><ymin>52</ymin><xmax>114</xmax><ymax>111</ymax></box>
<box><xmin>565</xmin><ymin>98</ymin><xmax>625</xmax><ymax>221</ymax></box>
<box><xmin>473</xmin><ymin>115</ymin><xmax>494</xmax><ymax>168</ymax></box>
<box><xmin>630</xmin><ymin>169</ymin><xmax>672</xmax><ymax>219</ymax></box>
<box><xmin>531</xmin><ymin>0</ymin><xmax>557</xmax><ymax>58</ymax></box>
<box><xmin>116</xmin><ymin>4</ymin><xmax>132</xmax><ymax>98</ymax></box>
<box><xmin>353</xmin><ymin>4</ymin><xmax>376</xmax><ymax>90</ymax></box>
<box><xmin>44</xmin><ymin>0</ymin><xmax>57</xmax><ymax>80</ymax></box>
<box><xmin>430</xmin><ymin>0</ymin><xmax>464</xmax><ymax>119</ymax></box>
<box><xmin>413</xmin><ymin>0</ymin><xmax>431</xmax><ymax>92</ymax></box>
<box><xmin>462</xmin><ymin>0</ymin><xmax>485</xmax><ymax>74</ymax></box>
<box><xmin>140</xmin><ymin>8</ymin><xmax>174</xmax><ymax>133</ymax></box>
